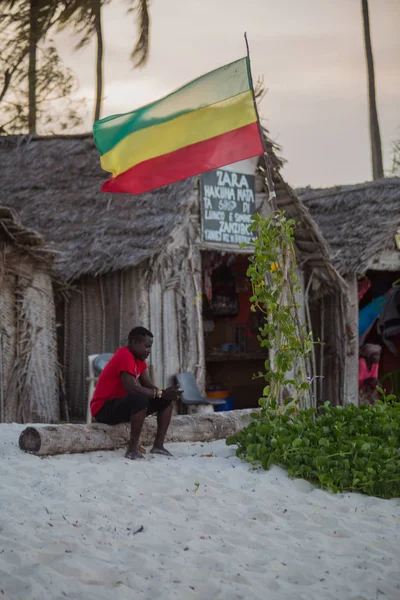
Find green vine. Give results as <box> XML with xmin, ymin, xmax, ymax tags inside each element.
<box><xmin>246</xmin><ymin>210</ymin><xmax>313</xmax><ymax>410</ymax></box>
<box><xmin>229</xmin><ymin>211</ymin><xmax>400</xmax><ymax>498</ymax></box>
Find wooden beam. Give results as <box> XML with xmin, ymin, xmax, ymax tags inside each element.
<box><xmin>343</xmin><ymin>274</ymin><xmax>359</xmax><ymax>405</ymax></box>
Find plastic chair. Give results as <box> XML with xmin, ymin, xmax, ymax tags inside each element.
<box><xmin>176</xmin><ymin>372</ymin><xmax>226</xmax><ymax>408</ymax></box>
<box><xmin>86</xmin><ymin>353</ymin><xmax>114</xmax><ymax>424</ymax></box>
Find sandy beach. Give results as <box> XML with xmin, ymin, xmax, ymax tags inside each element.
<box><xmin>0</xmin><ymin>424</ymin><xmax>399</xmax><ymax>600</ymax></box>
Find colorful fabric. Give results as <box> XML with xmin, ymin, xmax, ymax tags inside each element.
<box><xmin>358</xmin><ymin>358</ymin><xmax>379</xmax><ymax>388</ymax></box>
<box><xmin>358</xmin><ymin>277</ymin><xmax>371</xmax><ymax>301</ymax></box>
<box><xmin>377</xmin><ymin>289</ymin><xmax>400</xmax><ymax>355</ymax></box>
<box><xmin>358</xmin><ymin>295</ymin><xmax>387</xmax><ymax>341</ymax></box>
<box><xmin>90</xmin><ymin>347</ymin><xmax>147</xmax><ymax>416</ymax></box>
<box><xmin>93</xmin><ymin>58</ymin><xmax>263</xmax><ymax>194</ymax></box>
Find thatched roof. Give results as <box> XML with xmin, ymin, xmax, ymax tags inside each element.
<box><xmin>0</xmin><ymin>135</ymin><xmax>195</xmax><ymax>280</ymax></box>
<box><xmin>0</xmin><ymin>204</ymin><xmax>55</xmax><ymax>266</ymax></box>
<box><xmin>298</xmin><ymin>178</ymin><xmax>400</xmax><ymax>275</ymax></box>
<box><xmin>0</xmin><ymin>134</ymin><xmax>340</xmax><ymax>289</ymax></box>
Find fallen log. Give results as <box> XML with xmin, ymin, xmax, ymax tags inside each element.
<box><xmin>19</xmin><ymin>408</ymin><xmax>258</xmax><ymax>457</ymax></box>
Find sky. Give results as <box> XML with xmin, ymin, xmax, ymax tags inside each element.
<box><xmin>56</xmin><ymin>0</ymin><xmax>400</xmax><ymax>188</ymax></box>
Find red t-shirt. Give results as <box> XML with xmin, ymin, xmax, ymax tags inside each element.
<box><xmin>358</xmin><ymin>357</ymin><xmax>379</xmax><ymax>388</ymax></box>
<box><xmin>90</xmin><ymin>347</ymin><xmax>147</xmax><ymax>416</ymax></box>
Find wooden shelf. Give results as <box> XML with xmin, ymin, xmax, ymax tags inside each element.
<box><xmin>206</xmin><ymin>352</ymin><xmax>267</xmax><ymax>363</ymax></box>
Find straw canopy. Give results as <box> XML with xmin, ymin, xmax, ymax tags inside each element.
<box><xmin>298</xmin><ymin>178</ymin><xmax>400</xmax><ymax>275</ymax></box>
<box><xmin>0</xmin><ymin>204</ymin><xmax>55</xmax><ymax>267</ymax></box>
<box><xmin>0</xmin><ymin>135</ymin><xmax>194</xmax><ymax>280</ymax></box>
<box><xmin>0</xmin><ymin>134</ymin><xmax>339</xmax><ymax>289</ymax></box>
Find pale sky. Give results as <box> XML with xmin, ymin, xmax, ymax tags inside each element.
<box><xmin>56</xmin><ymin>0</ymin><xmax>400</xmax><ymax>188</ymax></box>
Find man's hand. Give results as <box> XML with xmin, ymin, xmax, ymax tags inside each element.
<box><xmin>162</xmin><ymin>386</ymin><xmax>182</xmax><ymax>401</ymax></box>
<box><xmin>364</xmin><ymin>377</ymin><xmax>378</xmax><ymax>388</ymax></box>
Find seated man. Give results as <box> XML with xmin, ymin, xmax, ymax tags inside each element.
<box><xmin>358</xmin><ymin>343</ymin><xmax>381</xmax><ymax>405</ymax></box>
<box><xmin>90</xmin><ymin>326</ymin><xmax>181</xmax><ymax>460</ymax></box>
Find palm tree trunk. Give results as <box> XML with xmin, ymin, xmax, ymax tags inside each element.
<box><xmin>28</xmin><ymin>0</ymin><xmax>40</xmax><ymax>133</ymax></box>
<box><xmin>93</xmin><ymin>0</ymin><xmax>103</xmax><ymax>122</ymax></box>
<box><xmin>361</xmin><ymin>0</ymin><xmax>383</xmax><ymax>180</ymax></box>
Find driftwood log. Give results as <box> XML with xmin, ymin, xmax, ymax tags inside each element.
<box><xmin>19</xmin><ymin>409</ymin><xmax>258</xmax><ymax>457</ymax></box>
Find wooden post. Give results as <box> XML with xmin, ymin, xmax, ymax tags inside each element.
<box><xmin>344</xmin><ymin>275</ymin><xmax>359</xmax><ymax>405</ymax></box>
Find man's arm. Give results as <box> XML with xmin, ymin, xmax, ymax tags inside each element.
<box><xmin>121</xmin><ymin>371</ymin><xmax>183</xmax><ymax>402</ymax></box>
<box><xmin>139</xmin><ymin>369</ymin><xmax>157</xmax><ymax>390</ymax></box>
<box><xmin>120</xmin><ymin>372</ymin><xmax>156</xmax><ymax>398</ymax></box>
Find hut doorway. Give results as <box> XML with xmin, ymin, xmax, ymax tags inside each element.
<box><xmin>359</xmin><ymin>269</ymin><xmax>400</xmax><ymax>399</ymax></box>
<box><xmin>202</xmin><ymin>251</ymin><xmax>267</xmax><ymax>410</ymax></box>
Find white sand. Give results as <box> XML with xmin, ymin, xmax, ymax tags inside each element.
<box><xmin>0</xmin><ymin>425</ymin><xmax>399</xmax><ymax>600</ymax></box>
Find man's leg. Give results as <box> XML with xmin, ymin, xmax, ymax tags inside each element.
<box><xmin>150</xmin><ymin>401</ymin><xmax>174</xmax><ymax>456</ymax></box>
<box><xmin>125</xmin><ymin>407</ymin><xmax>147</xmax><ymax>460</ymax></box>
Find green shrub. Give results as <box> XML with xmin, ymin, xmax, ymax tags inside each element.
<box><xmin>227</xmin><ymin>402</ymin><xmax>400</xmax><ymax>499</ymax></box>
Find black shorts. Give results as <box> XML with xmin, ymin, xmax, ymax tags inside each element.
<box><xmin>94</xmin><ymin>393</ymin><xmax>172</xmax><ymax>425</ymax></box>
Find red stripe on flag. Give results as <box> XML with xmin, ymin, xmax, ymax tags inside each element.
<box><xmin>101</xmin><ymin>122</ymin><xmax>263</xmax><ymax>195</ymax></box>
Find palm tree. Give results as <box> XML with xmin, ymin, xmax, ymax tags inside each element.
<box><xmin>58</xmin><ymin>0</ymin><xmax>150</xmax><ymax>122</ymax></box>
<box><xmin>1</xmin><ymin>0</ymin><xmax>64</xmax><ymax>133</ymax></box>
<box><xmin>28</xmin><ymin>0</ymin><xmax>40</xmax><ymax>132</ymax></box>
<box><xmin>361</xmin><ymin>0</ymin><xmax>384</xmax><ymax>179</ymax></box>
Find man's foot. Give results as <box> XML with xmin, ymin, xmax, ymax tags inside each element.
<box><xmin>150</xmin><ymin>446</ymin><xmax>172</xmax><ymax>456</ymax></box>
<box><xmin>125</xmin><ymin>446</ymin><xmax>145</xmax><ymax>460</ymax></box>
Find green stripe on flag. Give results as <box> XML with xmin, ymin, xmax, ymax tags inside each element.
<box><xmin>93</xmin><ymin>57</ymin><xmax>250</xmax><ymax>156</ymax></box>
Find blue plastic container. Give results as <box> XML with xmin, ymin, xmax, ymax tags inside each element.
<box><xmin>214</xmin><ymin>397</ymin><xmax>234</xmax><ymax>412</ymax></box>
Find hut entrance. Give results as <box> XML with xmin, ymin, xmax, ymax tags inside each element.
<box><xmin>359</xmin><ymin>269</ymin><xmax>400</xmax><ymax>400</ymax></box>
<box><xmin>202</xmin><ymin>251</ymin><xmax>267</xmax><ymax>410</ymax></box>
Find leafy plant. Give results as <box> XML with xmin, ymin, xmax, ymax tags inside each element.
<box><xmin>246</xmin><ymin>211</ymin><xmax>313</xmax><ymax>409</ymax></box>
<box><xmin>230</xmin><ymin>210</ymin><xmax>400</xmax><ymax>498</ymax></box>
<box><xmin>376</xmin><ymin>385</ymin><xmax>399</xmax><ymax>406</ymax></box>
<box><xmin>228</xmin><ymin>402</ymin><xmax>400</xmax><ymax>499</ymax></box>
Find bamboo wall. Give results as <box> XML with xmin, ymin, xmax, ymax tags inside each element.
<box><xmin>310</xmin><ymin>289</ymin><xmax>346</xmax><ymax>406</ymax></box>
<box><xmin>0</xmin><ymin>247</ymin><xmax>58</xmax><ymax>423</ymax></box>
<box><xmin>63</xmin><ymin>247</ymin><xmax>204</xmax><ymax>419</ymax></box>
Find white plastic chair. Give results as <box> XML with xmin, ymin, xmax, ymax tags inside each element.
<box><xmin>86</xmin><ymin>353</ymin><xmax>113</xmax><ymax>423</ymax></box>
<box><xmin>86</xmin><ymin>354</ymin><xmax>99</xmax><ymax>424</ymax></box>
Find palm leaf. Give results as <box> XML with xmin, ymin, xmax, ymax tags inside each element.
<box><xmin>128</xmin><ymin>0</ymin><xmax>150</xmax><ymax>68</ymax></box>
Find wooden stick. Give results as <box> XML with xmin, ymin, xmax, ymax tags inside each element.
<box><xmin>244</xmin><ymin>32</ymin><xmax>277</xmax><ymax>210</ymax></box>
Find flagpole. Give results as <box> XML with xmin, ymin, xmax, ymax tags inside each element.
<box><xmin>244</xmin><ymin>32</ymin><xmax>277</xmax><ymax>211</ymax></box>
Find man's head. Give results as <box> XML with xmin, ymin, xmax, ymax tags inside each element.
<box><xmin>128</xmin><ymin>326</ymin><xmax>154</xmax><ymax>361</ymax></box>
<box><xmin>360</xmin><ymin>343</ymin><xmax>381</xmax><ymax>364</ymax></box>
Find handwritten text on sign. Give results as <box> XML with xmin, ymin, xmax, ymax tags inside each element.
<box><xmin>200</xmin><ymin>170</ymin><xmax>256</xmax><ymax>245</ymax></box>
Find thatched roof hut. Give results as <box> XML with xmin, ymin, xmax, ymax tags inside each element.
<box><xmin>0</xmin><ymin>134</ymin><xmax>343</xmax><ymax>417</ymax></box>
<box><xmin>299</xmin><ymin>178</ymin><xmax>400</xmax><ymax>407</ymax></box>
<box><xmin>298</xmin><ymin>178</ymin><xmax>400</xmax><ymax>275</ymax></box>
<box><xmin>0</xmin><ymin>206</ymin><xmax>58</xmax><ymax>422</ymax></box>
<box><xmin>0</xmin><ymin>134</ymin><xmax>339</xmax><ymax>287</ymax></box>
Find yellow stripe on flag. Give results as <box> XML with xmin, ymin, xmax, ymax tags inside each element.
<box><xmin>100</xmin><ymin>90</ymin><xmax>256</xmax><ymax>177</ymax></box>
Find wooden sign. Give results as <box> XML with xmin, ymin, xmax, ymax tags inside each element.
<box><xmin>200</xmin><ymin>169</ymin><xmax>256</xmax><ymax>245</ymax></box>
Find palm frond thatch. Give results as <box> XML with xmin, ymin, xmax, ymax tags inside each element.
<box><xmin>0</xmin><ymin>133</ymin><xmax>342</xmax><ymax>292</ymax></box>
<box><xmin>0</xmin><ymin>204</ymin><xmax>55</xmax><ymax>266</ymax></box>
<box><xmin>298</xmin><ymin>178</ymin><xmax>400</xmax><ymax>274</ymax></box>
<box><xmin>0</xmin><ymin>204</ymin><xmax>58</xmax><ymax>423</ymax></box>
<box><xmin>0</xmin><ymin>134</ymin><xmax>195</xmax><ymax>281</ymax></box>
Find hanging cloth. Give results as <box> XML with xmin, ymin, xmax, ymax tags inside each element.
<box><xmin>358</xmin><ymin>294</ymin><xmax>388</xmax><ymax>343</ymax></box>
<box><xmin>377</xmin><ymin>289</ymin><xmax>400</xmax><ymax>355</ymax></box>
<box><xmin>358</xmin><ymin>277</ymin><xmax>371</xmax><ymax>301</ymax></box>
